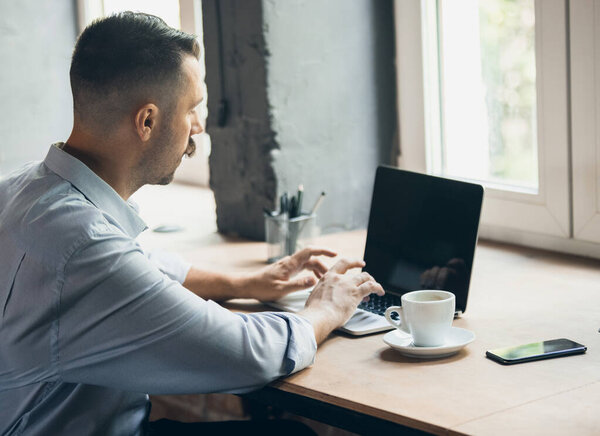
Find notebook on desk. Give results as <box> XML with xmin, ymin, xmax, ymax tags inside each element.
<box><xmin>268</xmin><ymin>165</ymin><xmax>484</xmax><ymax>335</ymax></box>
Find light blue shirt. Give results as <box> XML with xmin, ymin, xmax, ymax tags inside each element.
<box><xmin>0</xmin><ymin>144</ymin><xmax>317</xmax><ymax>436</ymax></box>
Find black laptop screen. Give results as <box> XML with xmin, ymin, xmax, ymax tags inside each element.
<box><xmin>363</xmin><ymin>166</ymin><xmax>483</xmax><ymax>313</ymax></box>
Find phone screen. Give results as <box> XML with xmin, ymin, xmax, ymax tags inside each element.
<box><xmin>486</xmin><ymin>338</ymin><xmax>586</xmax><ymax>365</ymax></box>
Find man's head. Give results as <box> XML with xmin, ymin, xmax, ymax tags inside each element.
<box><xmin>69</xmin><ymin>12</ymin><xmax>204</xmax><ymax>189</ymax></box>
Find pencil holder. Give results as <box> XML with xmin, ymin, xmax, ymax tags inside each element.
<box><xmin>265</xmin><ymin>213</ymin><xmax>317</xmax><ymax>263</ymax></box>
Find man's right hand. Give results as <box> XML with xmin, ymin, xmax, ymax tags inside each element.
<box><xmin>297</xmin><ymin>258</ymin><xmax>384</xmax><ymax>344</ymax></box>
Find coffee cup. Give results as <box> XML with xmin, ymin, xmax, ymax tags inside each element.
<box><xmin>384</xmin><ymin>290</ymin><xmax>455</xmax><ymax>347</ymax></box>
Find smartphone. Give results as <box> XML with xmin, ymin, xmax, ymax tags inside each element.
<box><xmin>486</xmin><ymin>338</ymin><xmax>587</xmax><ymax>365</ymax></box>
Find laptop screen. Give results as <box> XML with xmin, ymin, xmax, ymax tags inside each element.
<box><xmin>363</xmin><ymin>166</ymin><xmax>483</xmax><ymax>314</ymax></box>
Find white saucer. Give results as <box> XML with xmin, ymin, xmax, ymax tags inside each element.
<box><xmin>383</xmin><ymin>327</ymin><xmax>475</xmax><ymax>358</ymax></box>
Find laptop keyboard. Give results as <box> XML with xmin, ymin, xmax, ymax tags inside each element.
<box><xmin>358</xmin><ymin>293</ymin><xmax>402</xmax><ymax>317</ymax></box>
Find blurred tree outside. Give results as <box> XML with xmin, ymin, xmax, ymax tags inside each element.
<box><xmin>478</xmin><ymin>0</ymin><xmax>538</xmax><ymax>189</ymax></box>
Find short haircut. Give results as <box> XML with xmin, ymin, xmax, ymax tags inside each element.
<box><xmin>70</xmin><ymin>11</ymin><xmax>200</xmax><ymax>126</ymax></box>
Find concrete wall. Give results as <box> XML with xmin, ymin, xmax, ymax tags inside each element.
<box><xmin>264</xmin><ymin>0</ymin><xmax>397</xmax><ymax>234</ymax></box>
<box><xmin>204</xmin><ymin>0</ymin><xmax>397</xmax><ymax>240</ymax></box>
<box><xmin>0</xmin><ymin>0</ymin><xmax>77</xmax><ymax>175</ymax></box>
<box><xmin>203</xmin><ymin>0</ymin><xmax>278</xmax><ymax>239</ymax></box>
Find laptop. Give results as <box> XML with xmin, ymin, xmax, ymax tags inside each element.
<box><xmin>268</xmin><ymin>165</ymin><xmax>484</xmax><ymax>335</ymax></box>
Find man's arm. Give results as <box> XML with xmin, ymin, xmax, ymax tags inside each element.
<box><xmin>182</xmin><ymin>247</ymin><xmax>337</xmax><ymax>302</ymax></box>
<box><xmin>58</xmin><ymin>231</ymin><xmax>318</xmax><ymax>394</ymax></box>
<box><xmin>182</xmin><ymin>268</ymin><xmax>240</xmax><ymax>301</ymax></box>
<box><xmin>181</xmin><ymin>251</ymin><xmax>385</xmax><ymax>344</ymax></box>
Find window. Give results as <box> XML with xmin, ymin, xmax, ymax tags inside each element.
<box><xmin>77</xmin><ymin>0</ymin><xmax>210</xmax><ymax>186</ymax></box>
<box><xmin>425</xmin><ymin>0</ymin><xmax>538</xmax><ymax>192</ymax></box>
<box><xmin>395</xmin><ymin>0</ymin><xmax>600</xmax><ymax>258</ymax></box>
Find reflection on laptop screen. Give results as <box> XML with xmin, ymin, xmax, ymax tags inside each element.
<box><xmin>363</xmin><ymin>166</ymin><xmax>483</xmax><ymax>314</ymax></box>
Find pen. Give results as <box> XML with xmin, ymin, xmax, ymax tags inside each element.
<box><xmin>280</xmin><ymin>192</ymin><xmax>289</xmax><ymax>216</ymax></box>
<box><xmin>308</xmin><ymin>191</ymin><xmax>326</xmax><ymax>216</ymax></box>
<box><xmin>295</xmin><ymin>190</ymin><xmax>325</xmax><ymax>238</ymax></box>
<box><xmin>295</xmin><ymin>184</ymin><xmax>304</xmax><ymax>217</ymax></box>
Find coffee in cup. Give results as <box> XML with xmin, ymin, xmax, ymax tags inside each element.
<box><xmin>384</xmin><ymin>290</ymin><xmax>455</xmax><ymax>347</ymax></box>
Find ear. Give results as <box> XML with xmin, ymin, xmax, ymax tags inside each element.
<box><xmin>134</xmin><ymin>103</ymin><xmax>159</xmax><ymax>142</ymax></box>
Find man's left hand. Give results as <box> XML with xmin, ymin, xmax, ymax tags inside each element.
<box><xmin>241</xmin><ymin>247</ymin><xmax>337</xmax><ymax>302</ymax></box>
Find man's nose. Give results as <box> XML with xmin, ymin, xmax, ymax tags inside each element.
<box><xmin>191</xmin><ymin>110</ymin><xmax>204</xmax><ymax>135</ymax></box>
<box><xmin>192</xmin><ymin>123</ymin><xmax>204</xmax><ymax>136</ymax></box>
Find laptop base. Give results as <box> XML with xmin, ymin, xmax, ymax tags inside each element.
<box><xmin>266</xmin><ymin>289</ymin><xmax>394</xmax><ymax>336</ymax></box>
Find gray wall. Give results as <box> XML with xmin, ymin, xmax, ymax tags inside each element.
<box><xmin>204</xmin><ymin>0</ymin><xmax>397</xmax><ymax>240</ymax></box>
<box><xmin>0</xmin><ymin>0</ymin><xmax>77</xmax><ymax>175</ymax></box>
<box><xmin>203</xmin><ymin>0</ymin><xmax>279</xmax><ymax>239</ymax></box>
<box><xmin>264</xmin><ymin>0</ymin><xmax>397</xmax><ymax>233</ymax></box>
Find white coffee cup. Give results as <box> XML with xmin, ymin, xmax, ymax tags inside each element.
<box><xmin>384</xmin><ymin>290</ymin><xmax>455</xmax><ymax>347</ymax></box>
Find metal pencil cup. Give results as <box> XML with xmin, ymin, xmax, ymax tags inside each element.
<box><xmin>265</xmin><ymin>213</ymin><xmax>317</xmax><ymax>263</ymax></box>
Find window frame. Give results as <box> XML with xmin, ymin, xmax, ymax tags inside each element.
<box><xmin>571</xmin><ymin>0</ymin><xmax>600</xmax><ymax>245</ymax></box>
<box><xmin>394</xmin><ymin>0</ymin><xmax>600</xmax><ymax>258</ymax></box>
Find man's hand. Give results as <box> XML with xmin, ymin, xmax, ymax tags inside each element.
<box><xmin>183</xmin><ymin>247</ymin><xmax>335</xmax><ymax>302</ymax></box>
<box><xmin>241</xmin><ymin>247</ymin><xmax>337</xmax><ymax>302</ymax></box>
<box><xmin>298</xmin><ymin>258</ymin><xmax>384</xmax><ymax>344</ymax></box>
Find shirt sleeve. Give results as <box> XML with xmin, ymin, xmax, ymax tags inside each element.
<box><xmin>145</xmin><ymin>249</ymin><xmax>192</xmax><ymax>283</ymax></box>
<box><xmin>57</xmin><ymin>226</ymin><xmax>317</xmax><ymax>395</ymax></box>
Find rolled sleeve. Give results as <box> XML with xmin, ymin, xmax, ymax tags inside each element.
<box><xmin>270</xmin><ymin>313</ymin><xmax>317</xmax><ymax>374</ymax></box>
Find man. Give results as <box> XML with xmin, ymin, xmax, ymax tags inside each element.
<box><xmin>0</xmin><ymin>12</ymin><xmax>383</xmax><ymax>436</ymax></box>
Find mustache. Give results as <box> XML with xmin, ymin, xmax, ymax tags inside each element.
<box><xmin>184</xmin><ymin>136</ymin><xmax>196</xmax><ymax>158</ymax></box>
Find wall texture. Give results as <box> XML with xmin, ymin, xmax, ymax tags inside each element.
<box><xmin>204</xmin><ymin>0</ymin><xmax>397</xmax><ymax>240</ymax></box>
<box><xmin>203</xmin><ymin>0</ymin><xmax>279</xmax><ymax>239</ymax></box>
<box><xmin>264</xmin><ymin>0</ymin><xmax>397</xmax><ymax>234</ymax></box>
<box><xmin>0</xmin><ymin>0</ymin><xmax>77</xmax><ymax>175</ymax></box>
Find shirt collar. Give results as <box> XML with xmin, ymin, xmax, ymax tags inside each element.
<box><xmin>43</xmin><ymin>143</ymin><xmax>147</xmax><ymax>238</ymax></box>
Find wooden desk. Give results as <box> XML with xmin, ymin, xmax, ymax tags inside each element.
<box><xmin>134</xmin><ymin>185</ymin><xmax>600</xmax><ymax>435</ymax></box>
<box><xmin>176</xmin><ymin>231</ymin><xmax>600</xmax><ymax>435</ymax></box>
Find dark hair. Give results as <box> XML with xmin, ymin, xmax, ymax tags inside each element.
<box><xmin>70</xmin><ymin>11</ymin><xmax>200</xmax><ymax>124</ymax></box>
